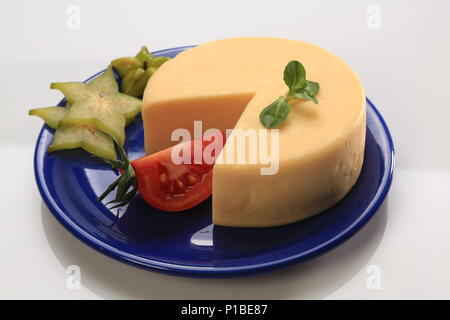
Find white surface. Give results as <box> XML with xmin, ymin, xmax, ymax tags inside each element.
<box><xmin>1</xmin><ymin>0</ymin><xmax>449</xmax><ymax>299</ymax></box>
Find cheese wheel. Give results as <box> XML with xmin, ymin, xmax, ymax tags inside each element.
<box><xmin>143</xmin><ymin>37</ymin><xmax>366</xmax><ymax>227</ymax></box>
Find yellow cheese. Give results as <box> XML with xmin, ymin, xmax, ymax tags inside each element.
<box><xmin>143</xmin><ymin>37</ymin><xmax>366</xmax><ymax>227</ymax></box>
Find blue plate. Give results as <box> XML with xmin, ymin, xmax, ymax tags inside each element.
<box><xmin>33</xmin><ymin>46</ymin><xmax>395</xmax><ymax>277</ymax></box>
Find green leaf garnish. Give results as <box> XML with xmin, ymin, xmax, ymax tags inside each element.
<box><xmin>260</xmin><ymin>61</ymin><xmax>320</xmax><ymax>128</ymax></box>
<box><xmin>259</xmin><ymin>97</ymin><xmax>291</xmax><ymax>129</ymax></box>
<box><xmin>293</xmin><ymin>91</ymin><xmax>318</xmax><ymax>104</ymax></box>
<box><xmin>304</xmin><ymin>80</ymin><xmax>320</xmax><ymax>96</ymax></box>
<box><xmin>292</xmin><ymin>80</ymin><xmax>320</xmax><ymax>104</ymax></box>
<box><xmin>284</xmin><ymin>60</ymin><xmax>306</xmax><ymax>92</ymax></box>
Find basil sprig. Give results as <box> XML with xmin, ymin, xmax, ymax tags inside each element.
<box><xmin>259</xmin><ymin>61</ymin><xmax>320</xmax><ymax>128</ymax></box>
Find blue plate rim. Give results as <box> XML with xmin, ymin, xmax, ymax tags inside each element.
<box><xmin>33</xmin><ymin>45</ymin><xmax>395</xmax><ymax>276</ymax></box>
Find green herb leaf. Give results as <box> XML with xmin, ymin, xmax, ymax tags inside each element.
<box><xmin>290</xmin><ymin>76</ymin><xmax>320</xmax><ymax>104</ymax></box>
<box><xmin>293</xmin><ymin>91</ymin><xmax>318</xmax><ymax>104</ymax></box>
<box><xmin>259</xmin><ymin>60</ymin><xmax>320</xmax><ymax>128</ymax></box>
<box><xmin>284</xmin><ymin>60</ymin><xmax>306</xmax><ymax>92</ymax></box>
<box><xmin>259</xmin><ymin>97</ymin><xmax>291</xmax><ymax>128</ymax></box>
<box><xmin>304</xmin><ymin>80</ymin><xmax>320</xmax><ymax>96</ymax></box>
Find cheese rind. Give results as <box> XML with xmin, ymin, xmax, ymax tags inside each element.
<box><xmin>143</xmin><ymin>37</ymin><xmax>366</xmax><ymax>227</ymax></box>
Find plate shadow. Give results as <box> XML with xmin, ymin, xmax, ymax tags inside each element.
<box><xmin>41</xmin><ymin>199</ymin><xmax>388</xmax><ymax>299</ymax></box>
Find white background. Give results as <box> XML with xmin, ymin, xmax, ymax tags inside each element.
<box><xmin>1</xmin><ymin>0</ymin><xmax>449</xmax><ymax>299</ymax></box>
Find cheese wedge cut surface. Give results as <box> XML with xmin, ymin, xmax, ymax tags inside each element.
<box><xmin>143</xmin><ymin>37</ymin><xmax>366</xmax><ymax>227</ymax></box>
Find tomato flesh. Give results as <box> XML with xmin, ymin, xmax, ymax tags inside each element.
<box><xmin>131</xmin><ymin>131</ymin><xmax>225</xmax><ymax>212</ymax></box>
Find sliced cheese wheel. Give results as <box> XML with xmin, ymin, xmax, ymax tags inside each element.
<box><xmin>143</xmin><ymin>37</ymin><xmax>366</xmax><ymax>227</ymax></box>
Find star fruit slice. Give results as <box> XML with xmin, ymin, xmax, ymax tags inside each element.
<box><xmin>48</xmin><ymin>125</ymin><xmax>116</xmax><ymax>160</ymax></box>
<box><xmin>59</xmin><ymin>96</ymin><xmax>126</xmax><ymax>145</ymax></box>
<box><xmin>29</xmin><ymin>106</ymin><xmax>67</xmax><ymax>129</ymax></box>
<box><xmin>135</xmin><ymin>46</ymin><xmax>154</xmax><ymax>68</ymax></box>
<box><xmin>29</xmin><ymin>106</ymin><xmax>117</xmax><ymax>160</ymax></box>
<box><xmin>50</xmin><ymin>67</ymin><xmax>142</xmax><ymax>134</ymax></box>
<box><xmin>111</xmin><ymin>57</ymin><xmax>143</xmax><ymax>79</ymax></box>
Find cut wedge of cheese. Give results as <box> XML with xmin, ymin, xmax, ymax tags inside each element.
<box><xmin>142</xmin><ymin>37</ymin><xmax>366</xmax><ymax>227</ymax></box>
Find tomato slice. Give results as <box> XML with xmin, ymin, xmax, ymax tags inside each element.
<box><xmin>131</xmin><ymin>131</ymin><xmax>225</xmax><ymax>211</ymax></box>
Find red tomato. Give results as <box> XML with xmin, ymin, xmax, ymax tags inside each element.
<box><xmin>131</xmin><ymin>131</ymin><xmax>225</xmax><ymax>211</ymax></box>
